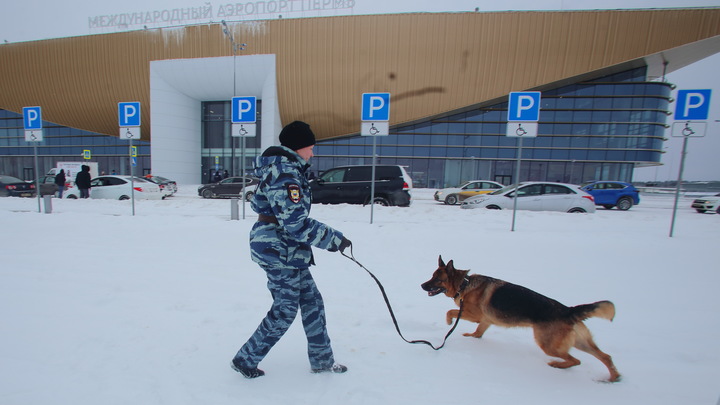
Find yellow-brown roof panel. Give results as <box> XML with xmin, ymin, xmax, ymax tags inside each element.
<box><xmin>1</xmin><ymin>9</ymin><xmax>719</xmax><ymax>141</ymax></box>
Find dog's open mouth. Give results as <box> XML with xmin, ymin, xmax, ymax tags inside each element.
<box><xmin>425</xmin><ymin>287</ymin><xmax>446</xmax><ymax>297</ymax></box>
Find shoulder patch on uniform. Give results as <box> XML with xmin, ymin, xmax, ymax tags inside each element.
<box><xmin>287</xmin><ymin>184</ymin><xmax>301</xmax><ymax>203</ymax></box>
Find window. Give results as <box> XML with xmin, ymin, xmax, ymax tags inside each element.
<box><xmin>514</xmin><ymin>184</ymin><xmax>543</xmax><ymax>197</ymax></box>
<box><xmin>544</xmin><ymin>184</ymin><xmax>572</xmax><ymax>194</ymax></box>
<box><xmin>320</xmin><ymin>168</ymin><xmax>345</xmax><ymax>183</ymax></box>
<box><xmin>345</xmin><ymin>166</ymin><xmax>372</xmax><ymax>181</ymax></box>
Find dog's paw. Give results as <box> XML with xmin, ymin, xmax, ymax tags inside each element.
<box><xmin>596</xmin><ymin>375</ymin><xmax>622</xmax><ymax>384</ymax></box>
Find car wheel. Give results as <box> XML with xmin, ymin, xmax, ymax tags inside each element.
<box><xmin>202</xmin><ymin>189</ymin><xmax>214</xmax><ymax>199</ymax></box>
<box><xmin>486</xmin><ymin>205</ymin><xmax>501</xmax><ymax>210</ymax></box>
<box><xmin>372</xmin><ymin>197</ymin><xmax>390</xmax><ymax>206</ymax></box>
<box><xmin>716</xmin><ymin>206</ymin><xmax>720</xmax><ymax>214</ymax></box>
<box><xmin>616</xmin><ymin>197</ymin><xmax>633</xmax><ymax>211</ymax></box>
<box><xmin>696</xmin><ymin>209</ymin><xmax>707</xmax><ymax>213</ymax></box>
<box><xmin>568</xmin><ymin>207</ymin><xmax>586</xmax><ymax>213</ymax></box>
<box><xmin>119</xmin><ymin>195</ymin><xmax>130</xmax><ymax>200</ymax></box>
<box><xmin>66</xmin><ymin>194</ymin><xmax>77</xmax><ymax>199</ymax></box>
<box><xmin>445</xmin><ymin>195</ymin><xmax>458</xmax><ymax>205</ymax></box>
<box><xmin>602</xmin><ymin>204</ymin><xmax>615</xmax><ymax>210</ymax></box>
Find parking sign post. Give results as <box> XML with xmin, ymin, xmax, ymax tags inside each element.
<box><xmin>669</xmin><ymin>89</ymin><xmax>712</xmax><ymax>237</ymax></box>
<box><xmin>361</xmin><ymin>93</ymin><xmax>390</xmax><ymax>224</ymax></box>
<box><xmin>23</xmin><ymin>106</ymin><xmax>43</xmax><ymax>213</ymax></box>
<box><xmin>119</xmin><ymin>102</ymin><xmax>141</xmax><ymax>216</ymax></box>
<box><xmin>506</xmin><ymin>92</ymin><xmax>541</xmax><ymax>231</ymax></box>
<box><xmin>231</xmin><ymin>96</ymin><xmax>257</xmax><ymax>220</ymax></box>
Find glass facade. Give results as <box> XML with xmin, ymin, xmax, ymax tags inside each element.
<box><xmin>313</xmin><ymin>67</ymin><xmax>672</xmax><ymax>188</ymax></box>
<box><xmin>200</xmin><ymin>100</ymin><xmax>262</xmax><ymax>183</ymax></box>
<box><xmin>0</xmin><ymin>67</ymin><xmax>671</xmax><ymax>187</ymax></box>
<box><xmin>0</xmin><ymin>109</ymin><xmax>151</xmax><ymax>181</ymax></box>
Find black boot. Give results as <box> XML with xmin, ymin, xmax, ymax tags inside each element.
<box><xmin>231</xmin><ymin>360</ymin><xmax>265</xmax><ymax>379</ymax></box>
<box><xmin>311</xmin><ymin>363</ymin><xmax>348</xmax><ymax>374</ymax></box>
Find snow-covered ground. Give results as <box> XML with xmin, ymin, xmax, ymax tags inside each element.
<box><xmin>1</xmin><ymin>187</ymin><xmax>718</xmax><ymax>405</ymax></box>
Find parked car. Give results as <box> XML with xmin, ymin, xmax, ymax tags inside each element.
<box><xmin>35</xmin><ymin>175</ymin><xmax>75</xmax><ymax>196</ymax></box>
<box><xmin>461</xmin><ymin>182</ymin><xmax>596</xmax><ymax>213</ymax></box>
<box><xmin>144</xmin><ymin>175</ymin><xmax>178</xmax><ymax>197</ymax></box>
<box><xmin>309</xmin><ymin>165</ymin><xmax>413</xmax><ymax>206</ymax></box>
<box><xmin>36</xmin><ymin>175</ymin><xmax>59</xmax><ymax>196</ymax></box>
<box><xmin>580</xmin><ymin>181</ymin><xmax>640</xmax><ymax>210</ymax></box>
<box><xmin>691</xmin><ymin>192</ymin><xmax>720</xmax><ymax>214</ymax></box>
<box><xmin>198</xmin><ymin>176</ymin><xmax>259</xmax><ymax>199</ymax></box>
<box><xmin>434</xmin><ymin>180</ymin><xmax>504</xmax><ymax>205</ymax></box>
<box><xmin>64</xmin><ymin>175</ymin><xmax>163</xmax><ymax>200</ymax></box>
<box><xmin>0</xmin><ymin>175</ymin><xmax>36</xmax><ymax>197</ymax></box>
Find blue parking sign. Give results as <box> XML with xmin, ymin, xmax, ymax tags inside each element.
<box><xmin>232</xmin><ymin>97</ymin><xmax>256</xmax><ymax>123</ymax></box>
<box><xmin>507</xmin><ymin>92</ymin><xmax>541</xmax><ymax>122</ymax></box>
<box><xmin>118</xmin><ymin>102</ymin><xmax>141</xmax><ymax>126</ymax></box>
<box><xmin>23</xmin><ymin>106</ymin><xmax>42</xmax><ymax>130</ymax></box>
<box><xmin>675</xmin><ymin>89</ymin><xmax>712</xmax><ymax>120</ymax></box>
<box><xmin>362</xmin><ymin>93</ymin><xmax>390</xmax><ymax>121</ymax></box>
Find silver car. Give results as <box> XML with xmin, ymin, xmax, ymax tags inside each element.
<box><xmin>65</xmin><ymin>175</ymin><xmax>163</xmax><ymax>200</ymax></box>
<box><xmin>461</xmin><ymin>182</ymin><xmax>596</xmax><ymax>213</ymax></box>
<box><xmin>691</xmin><ymin>193</ymin><xmax>720</xmax><ymax>214</ymax></box>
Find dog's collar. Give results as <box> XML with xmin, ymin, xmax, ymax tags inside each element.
<box><xmin>454</xmin><ymin>276</ymin><xmax>470</xmax><ymax>299</ymax></box>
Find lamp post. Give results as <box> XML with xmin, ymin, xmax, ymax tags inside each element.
<box><xmin>221</xmin><ymin>20</ymin><xmax>247</xmax><ymax>178</ymax></box>
<box><xmin>221</xmin><ymin>20</ymin><xmax>249</xmax><ymax>219</ymax></box>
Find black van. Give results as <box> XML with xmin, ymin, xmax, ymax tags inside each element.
<box><xmin>309</xmin><ymin>165</ymin><xmax>413</xmax><ymax>206</ymax></box>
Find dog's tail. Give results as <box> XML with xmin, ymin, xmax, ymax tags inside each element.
<box><xmin>569</xmin><ymin>300</ymin><xmax>615</xmax><ymax>322</ymax></box>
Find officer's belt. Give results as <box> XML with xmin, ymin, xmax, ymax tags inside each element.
<box><xmin>257</xmin><ymin>214</ymin><xmax>279</xmax><ymax>224</ymax></box>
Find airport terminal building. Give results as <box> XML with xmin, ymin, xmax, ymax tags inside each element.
<box><xmin>1</xmin><ymin>8</ymin><xmax>719</xmax><ymax>186</ymax></box>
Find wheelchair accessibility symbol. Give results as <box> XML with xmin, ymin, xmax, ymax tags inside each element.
<box><xmin>369</xmin><ymin>123</ymin><xmax>380</xmax><ymax>135</ymax></box>
<box><xmin>231</xmin><ymin>123</ymin><xmax>256</xmax><ymax>137</ymax></box>
<box><xmin>361</xmin><ymin>121</ymin><xmax>389</xmax><ymax>136</ymax></box>
<box><xmin>681</xmin><ymin>122</ymin><xmax>695</xmax><ymax>137</ymax></box>
<box><xmin>120</xmin><ymin>127</ymin><xmax>141</xmax><ymax>139</ymax></box>
<box><xmin>506</xmin><ymin>122</ymin><xmax>538</xmax><ymax>138</ymax></box>
<box><xmin>671</xmin><ymin>121</ymin><xmax>706</xmax><ymax>138</ymax></box>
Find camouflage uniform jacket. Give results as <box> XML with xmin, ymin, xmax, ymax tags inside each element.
<box><xmin>249</xmin><ymin>146</ymin><xmax>344</xmax><ymax>270</ymax></box>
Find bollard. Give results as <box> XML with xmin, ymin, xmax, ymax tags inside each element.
<box><xmin>230</xmin><ymin>197</ymin><xmax>239</xmax><ymax>220</ymax></box>
<box><xmin>43</xmin><ymin>194</ymin><xmax>53</xmax><ymax>214</ymax></box>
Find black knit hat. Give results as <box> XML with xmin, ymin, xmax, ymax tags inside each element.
<box><xmin>279</xmin><ymin>121</ymin><xmax>316</xmax><ymax>151</ymax></box>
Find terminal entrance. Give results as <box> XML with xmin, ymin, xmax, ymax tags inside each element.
<box><xmin>200</xmin><ymin>100</ymin><xmax>261</xmax><ymax>183</ymax></box>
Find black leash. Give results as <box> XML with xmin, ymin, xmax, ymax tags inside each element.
<box><xmin>341</xmin><ymin>246</ymin><xmax>464</xmax><ymax>350</ymax></box>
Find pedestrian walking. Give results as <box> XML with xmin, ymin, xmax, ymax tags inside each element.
<box><xmin>231</xmin><ymin>121</ymin><xmax>351</xmax><ymax>379</ymax></box>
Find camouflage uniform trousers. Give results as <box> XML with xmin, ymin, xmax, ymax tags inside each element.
<box><xmin>233</xmin><ymin>266</ymin><xmax>335</xmax><ymax>370</ymax></box>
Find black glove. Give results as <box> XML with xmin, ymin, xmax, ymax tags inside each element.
<box><xmin>338</xmin><ymin>237</ymin><xmax>352</xmax><ymax>254</ymax></box>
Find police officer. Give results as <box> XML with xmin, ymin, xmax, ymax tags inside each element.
<box><xmin>231</xmin><ymin>121</ymin><xmax>351</xmax><ymax>379</ymax></box>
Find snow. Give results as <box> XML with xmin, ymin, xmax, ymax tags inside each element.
<box><xmin>1</xmin><ymin>188</ymin><xmax>718</xmax><ymax>405</ymax></box>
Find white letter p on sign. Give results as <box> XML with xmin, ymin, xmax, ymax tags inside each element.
<box><xmin>369</xmin><ymin>96</ymin><xmax>385</xmax><ymax>118</ymax></box>
<box><xmin>516</xmin><ymin>95</ymin><xmax>535</xmax><ymax>119</ymax></box>
<box><xmin>683</xmin><ymin>93</ymin><xmax>705</xmax><ymax>118</ymax></box>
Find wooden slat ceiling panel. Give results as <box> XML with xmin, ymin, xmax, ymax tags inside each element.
<box><xmin>1</xmin><ymin>9</ymin><xmax>719</xmax><ymax>141</ymax></box>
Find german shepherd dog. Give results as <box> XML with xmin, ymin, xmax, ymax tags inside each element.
<box><xmin>421</xmin><ymin>256</ymin><xmax>620</xmax><ymax>382</ymax></box>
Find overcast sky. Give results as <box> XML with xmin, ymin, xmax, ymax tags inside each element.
<box><xmin>2</xmin><ymin>0</ymin><xmax>719</xmax><ymax>181</ymax></box>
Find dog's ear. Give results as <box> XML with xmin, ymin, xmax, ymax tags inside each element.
<box><xmin>446</xmin><ymin>260</ymin><xmax>455</xmax><ymax>271</ymax></box>
<box><xmin>438</xmin><ymin>255</ymin><xmax>445</xmax><ymax>267</ymax></box>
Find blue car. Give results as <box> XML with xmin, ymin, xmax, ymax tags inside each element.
<box><xmin>581</xmin><ymin>181</ymin><xmax>640</xmax><ymax>210</ymax></box>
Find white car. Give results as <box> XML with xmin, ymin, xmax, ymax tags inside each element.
<box><xmin>65</xmin><ymin>175</ymin><xmax>163</xmax><ymax>200</ymax></box>
<box><xmin>434</xmin><ymin>180</ymin><xmax>504</xmax><ymax>205</ymax></box>
<box><xmin>460</xmin><ymin>182</ymin><xmax>596</xmax><ymax>213</ymax></box>
<box><xmin>691</xmin><ymin>193</ymin><xmax>720</xmax><ymax>214</ymax></box>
